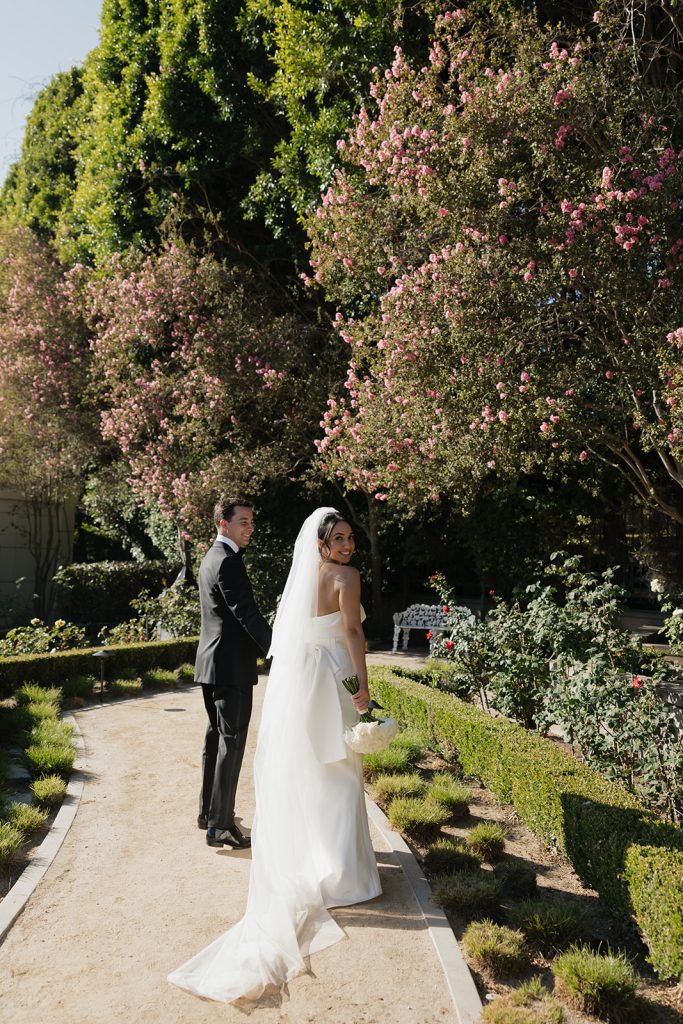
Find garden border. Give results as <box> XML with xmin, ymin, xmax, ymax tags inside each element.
<box><xmin>0</xmin><ymin>712</ymin><xmax>85</xmax><ymax>943</ymax></box>
<box><xmin>368</xmin><ymin>666</ymin><xmax>683</xmax><ymax>982</ymax></box>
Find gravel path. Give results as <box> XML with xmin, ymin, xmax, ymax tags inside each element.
<box><xmin>0</xmin><ymin>669</ymin><xmax>457</xmax><ymax>1024</ymax></box>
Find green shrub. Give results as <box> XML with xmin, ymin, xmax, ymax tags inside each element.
<box><xmin>432</xmin><ymin>868</ymin><xmax>502</xmax><ymax>918</ymax></box>
<box><xmin>0</xmin><ymin>638</ymin><xmax>198</xmax><ymax>698</ymax></box>
<box><xmin>0</xmin><ymin>619</ymin><xmax>88</xmax><ymax>657</ymax></box>
<box><xmin>426</xmin><ymin>773</ymin><xmax>470</xmax><ymax>817</ymax></box>
<box><xmin>552</xmin><ymin>946</ymin><xmax>639</xmax><ymax>1022</ymax></box>
<box><xmin>373</xmin><ymin>772</ymin><xmax>426</xmax><ymax>806</ymax></box>
<box><xmin>493</xmin><ymin>860</ymin><xmax>538</xmax><ymax>899</ymax></box>
<box><xmin>623</xmin><ymin>844</ymin><xmax>683</xmax><ymax>982</ymax></box>
<box><xmin>388</xmin><ymin>797</ymin><xmax>449</xmax><ymax>840</ymax></box>
<box><xmin>466</xmin><ymin>822</ymin><xmax>507</xmax><ymax>861</ymax></box>
<box><xmin>462</xmin><ymin>918</ymin><xmax>531</xmax><ymax>974</ymax></box>
<box><xmin>0</xmin><ymin>821</ymin><xmax>25</xmax><ymax>866</ymax></box>
<box><xmin>507</xmin><ymin>898</ymin><xmax>585</xmax><ymax>953</ymax></box>
<box><xmin>25</xmin><ymin>743</ymin><xmax>74</xmax><ymax>778</ymax></box>
<box><xmin>52</xmin><ymin>559</ymin><xmax>178</xmax><ymax>624</ymax></box>
<box><xmin>393</xmin><ymin>661</ymin><xmax>474</xmax><ymax>701</ymax></box>
<box><xmin>30</xmin><ymin>775</ymin><xmax>67</xmax><ymax>806</ymax></box>
<box><xmin>368</xmin><ymin>667</ymin><xmax>683</xmax><ymax>980</ymax></box>
<box><xmin>7</xmin><ymin>802</ymin><xmax>48</xmax><ymax>833</ymax></box>
<box><xmin>424</xmin><ymin>836</ymin><xmax>482</xmax><ymax>875</ymax></box>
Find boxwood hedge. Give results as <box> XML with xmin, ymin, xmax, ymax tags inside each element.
<box><xmin>369</xmin><ymin>666</ymin><xmax>683</xmax><ymax>981</ymax></box>
<box><xmin>0</xmin><ymin>638</ymin><xmax>198</xmax><ymax>698</ymax></box>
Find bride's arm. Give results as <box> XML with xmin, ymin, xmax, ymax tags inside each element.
<box><xmin>338</xmin><ymin>567</ymin><xmax>369</xmax><ymax>712</ymax></box>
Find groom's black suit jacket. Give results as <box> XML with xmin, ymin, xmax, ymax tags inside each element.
<box><xmin>194</xmin><ymin>540</ymin><xmax>272</xmax><ymax>695</ymax></box>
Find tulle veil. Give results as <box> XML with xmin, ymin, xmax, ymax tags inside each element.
<box><xmin>168</xmin><ymin>506</ymin><xmax>346</xmax><ymax>1002</ymax></box>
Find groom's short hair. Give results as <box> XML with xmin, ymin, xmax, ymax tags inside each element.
<box><xmin>213</xmin><ymin>497</ymin><xmax>253</xmax><ymax>527</ymax></box>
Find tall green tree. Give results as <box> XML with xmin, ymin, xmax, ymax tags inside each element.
<box><xmin>0</xmin><ymin>69</ymin><xmax>87</xmax><ymax>241</ymax></box>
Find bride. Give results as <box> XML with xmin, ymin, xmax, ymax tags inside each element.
<box><xmin>168</xmin><ymin>507</ymin><xmax>382</xmax><ymax>1002</ymax></box>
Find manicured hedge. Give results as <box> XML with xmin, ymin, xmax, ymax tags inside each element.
<box><xmin>0</xmin><ymin>638</ymin><xmax>198</xmax><ymax>698</ymax></box>
<box><xmin>624</xmin><ymin>845</ymin><xmax>683</xmax><ymax>982</ymax></box>
<box><xmin>369</xmin><ymin>666</ymin><xmax>683</xmax><ymax>981</ymax></box>
<box><xmin>52</xmin><ymin>560</ymin><xmax>179</xmax><ymax>624</ymax></box>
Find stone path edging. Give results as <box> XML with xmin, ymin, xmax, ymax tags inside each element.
<box><xmin>365</xmin><ymin>795</ymin><xmax>483</xmax><ymax>1024</ymax></box>
<box><xmin>0</xmin><ymin>711</ymin><xmax>86</xmax><ymax>943</ymax></box>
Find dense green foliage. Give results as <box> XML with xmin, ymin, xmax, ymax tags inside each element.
<box><xmin>368</xmin><ymin>666</ymin><xmax>683</xmax><ymax>981</ymax></box>
<box><xmin>0</xmin><ymin>637</ymin><xmax>198</xmax><ymax>698</ymax></box>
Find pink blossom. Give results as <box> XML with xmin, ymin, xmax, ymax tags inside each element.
<box><xmin>579</xmin><ymin>450</ymin><xmax>588</xmax><ymax>462</ymax></box>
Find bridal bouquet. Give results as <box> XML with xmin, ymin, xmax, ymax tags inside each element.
<box><xmin>341</xmin><ymin>676</ymin><xmax>398</xmax><ymax>754</ymax></box>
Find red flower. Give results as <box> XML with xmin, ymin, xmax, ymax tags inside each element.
<box><xmin>426</xmin><ymin>631</ymin><xmax>433</xmax><ymax>640</ymax></box>
<box><xmin>445</xmin><ymin>640</ymin><xmax>454</xmax><ymax>650</ymax></box>
<box><xmin>442</xmin><ymin>605</ymin><xmax>450</xmax><ymax>613</ymax></box>
<box><xmin>631</xmin><ymin>677</ymin><xmax>643</xmax><ymax>689</ymax></box>
<box><xmin>488</xmin><ymin>588</ymin><xmax>495</xmax><ymax>597</ymax></box>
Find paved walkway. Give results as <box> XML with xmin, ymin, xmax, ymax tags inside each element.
<box><xmin>0</xmin><ymin>663</ymin><xmax>469</xmax><ymax>1024</ymax></box>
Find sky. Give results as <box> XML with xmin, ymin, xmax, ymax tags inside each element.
<box><xmin>0</xmin><ymin>1</ymin><xmax>102</xmax><ymax>184</ymax></box>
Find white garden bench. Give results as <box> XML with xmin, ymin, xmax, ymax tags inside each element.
<box><xmin>392</xmin><ymin>603</ymin><xmax>451</xmax><ymax>653</ymax></box>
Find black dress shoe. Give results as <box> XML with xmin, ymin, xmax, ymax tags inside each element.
<box><xmin>197</xmin><ymin>815</ymin><xmax>208</xmax><ymax>830</ymax></box>
<box><xmin>206</xmin><ymin>825</ymin><xmax>251</xmax><ymax>849</ymax></box>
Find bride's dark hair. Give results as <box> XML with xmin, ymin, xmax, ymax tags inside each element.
<box><xmin>317</xmin><ymin>511</ymin><xmax>349</xmax><ymax>550</ymax></box>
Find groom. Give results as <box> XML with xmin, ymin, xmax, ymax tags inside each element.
<box><xmin>195</xmin><ymin>498</ymin><xmax>272</xmax><ymax>848</ymax></box>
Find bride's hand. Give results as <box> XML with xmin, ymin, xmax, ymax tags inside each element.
<box><xmin>352</xmin><ymin>688</ymin><xmax>370</xmax><ymax>713</ymax></box>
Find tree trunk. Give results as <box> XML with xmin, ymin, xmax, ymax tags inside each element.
<box><xmin>365</xmin><ymin>492</ymin><xmax>384</xmax><ymax>621</ymax></box>
<box><xmin>173</xmin><ymin>527</ymin><xmax>196</xmax><ymax>587</ymax></box>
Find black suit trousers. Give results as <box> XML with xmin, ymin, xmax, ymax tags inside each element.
<box><xmin>199</xmin><ymin>683</ymin><xmax>253</xmax><ymax>830</ymax></box>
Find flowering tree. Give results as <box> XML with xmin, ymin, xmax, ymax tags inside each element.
<box><xmin>308</xmin><ymin>4</ymin><xmax>683</xmax><ymax>523</ymax></box>
<box><xmin>86</xmin><ymin>240</ymin><xmax>329</xmax><ymax>565</ymax></box>
<box><xmin>0</xmin><ymin>226</ymin><xmax>95</xmax><ymax>616</ymax></box>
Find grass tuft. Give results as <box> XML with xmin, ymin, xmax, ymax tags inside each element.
<box><xmin>462</xmin><ymin>918</ymin><xmax>531</xmax><ymax>975</ymax></box>
<box><xmin>388</xmin><ymin>796</ymin><xmax>450</xmax><ymax>840</ymax></box>
<box><xmin>30</xmin><ymin>719</ymin><xmax>73</xmax><ymax>747</ymax></box>
<box><xmin>425</xmin><ymin>772</ymin><xmax>470</xmax><ymax>817</ymax></box>
<box><xmin>432</xmin><ymin>868</ymin><xmax>502</xmax><ymax>918</ymax></box>
<box><xmin>141</xmin><ymin>668</ymin><xmax>177</xmax><ymax>688</ymax></box>
<box><xmin>507</xmin><ymin>898</ymin><xmax>586</xmax><ymax>954</ymax></box>
<box><xmin>424</xmin><ymin>836</ymin><xmax>482</xmax><ymax>875</ymax></box>
<box><xmin>494</xmin><ymin>859</ymin><xmax>538</xmax><ymax>899</ymax></box>
<box><xmin>175</xmin><ymin>663</ymin><xmax>195</xmax><ymax>683</ymax></box>
<box><xmin>6</xmin><ymin>801</ymin><xmax>48</xmax><ymax>834</ymax></box>
<box><xmin>552</xmin><ymin>945</ymin><xmax>639</xmax><ymax>1022</ymax></box>
<box><xmin>30</xmin><ymin>774</ymin><xmax>67</xmax><ymax>807</ymax></box>
<box><xmin>465</xmin><ymin>821</ymin><xmax>507</xmax><ymax>861</ymax></box>
<box><xmin>364</xmin><ymin>731</ymin><xmax>424</xmax><ymax>778</ymax></box>
<box><xmin>482</xmin><ymin>976</ymin><xmax>567</xmax><ymax>1023</ymax></box>
<box><xmin>0</xmin><ymin>821</ymin><xmax>25</xmax><ymax>867</ymax></box>
<box><xmin>15</xmin><ymin>684</ymin><xmax>61</xmax><ymax>707</ymax></box>
<box><xmin>25</xmin><ymin>742</ymin><xmax>74</xmax><ymax>778</ymax></box>
<box><xmin>373</xmin><ymin>772</ymin><xmax>426</xmax><ymax>806</ymax></box>
<box><xmin>61</xmin><ymin>675</ymin><xmax>96</xmax><ymax>699</ymax></box>
<box><xmin>109</xmin><ymin>678</ymin><xmax>143</xmax><ymax>697</ymax></box>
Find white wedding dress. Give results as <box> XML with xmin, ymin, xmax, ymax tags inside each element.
<box><xmin>168</xmin><ymin>509</ymin><xmax>381</xmax><ymax>1003</ymax></box>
